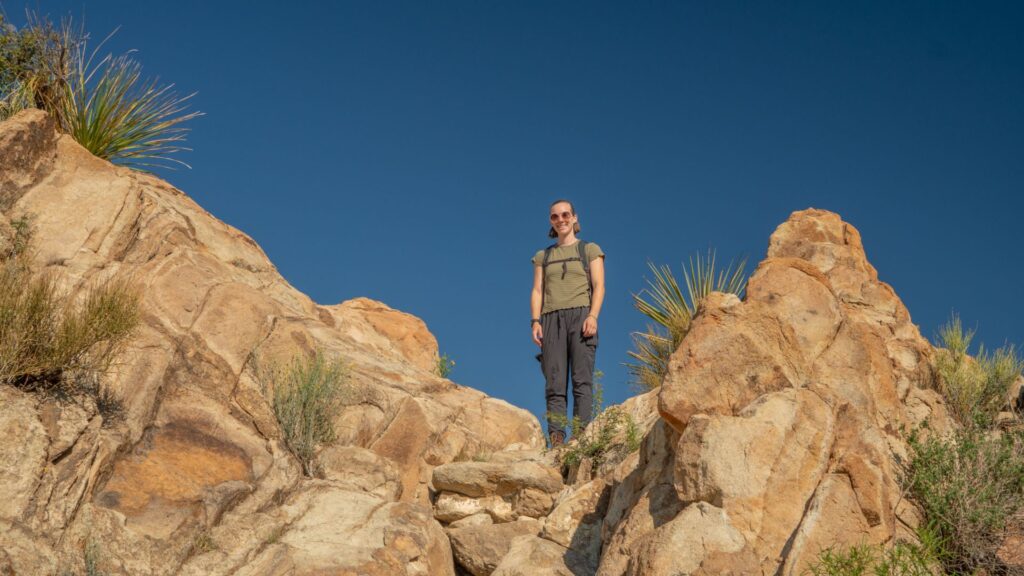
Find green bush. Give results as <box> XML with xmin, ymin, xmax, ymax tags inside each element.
<box><xmin>258</xmin><ymin>349</ymin><xmax>347</xmax><ymax>475</ymax></box>
<box><xmin>934</xmin><ymin>314</ymin><xmax>1024</xmax><ymax>428</ymax></box>
<box><xmin>549</xmin><ymin>382</ymin><xmax>642</xmax><ymax>470</ymax></box>
<box><xmin>0</xmin><ymin>221</ymin><xmax>140</xmax><ymax>397</ymax></box>
<box><xmin>0</xmin><ymin>13</ymin><xmax>63</xmax><ymax>117</ymax></box>
<box><xmin>627</xmin><ymin>250</ymin><xmax>747</xmax><ymax>390</ymax></box>
<box><xmin>806</xmin><ymin>527</ymin><xmax>943</xmax><ymax>576</ymax></box>
<box><xmin>435</xmin><ymin>352</ymin><xmax>455</xmax><ymax>378</ymax></box>
<box><xmin>0</xmin><ymin>13</ymin><xmax>200</xmax><ymax>169</ymax></box>
<box><xmin>906</xmin><ymin>424</ymin><xmax>1024</xmax><ymax>574</ymax></box>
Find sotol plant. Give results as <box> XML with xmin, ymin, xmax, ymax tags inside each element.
<box><xmin>626</xmin><ymin>250</ymin><xmax>747</xmax><ymax>390</ymax></box>
<box><xmin>0</xmin><ymin>13</ymin><xmax>201</xmax><ymax>169</ymax></box>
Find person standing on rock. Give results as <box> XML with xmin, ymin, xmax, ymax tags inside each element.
<box><xmin>531</xmin><ymin>199</ymin><xmax>605</xmax><ymax>447</ymax></box>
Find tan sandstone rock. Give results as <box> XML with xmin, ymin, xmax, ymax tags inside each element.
<box><xmin>0</xmin><ymin>109</ymin><xmax>58</xmax><ymax>211</ymax></box>
<box><xmin>512</xmin><ymin>487</ymin><xmax>554</xmax><ymax>518</ymax></box>
<box><xmin>431</xmin><ymin>460</ymin><xmax>563</xmax><ymax>498</ymax></box>
<box><xmin>0</xmin><ymin>387</ymin><xmax>48</xmax><ymax>522</ymax></box>
<box><xmin>626</xmin><ymin>502</ymin><xmax>753</xmax><ymax>576</ymax></box>
<box><xmin>492</xmin><ymin>535</ymin><xmax>592</xmax><ymax>576</ymax></box>
<box><xmin>433</xmin><ymin>492</ymin><xmax>514</xmax><ymax>523</ymax></box>
<box><xmin>448</xmin><ymin>512</ymin><xmax>494</xmax><ymax>529</ymax></box>
<box><xmin>673</xmin><ymin>388</ymin><xmax>834</xmax><ymax>566</ymax></box>
<box><xmin>448</xmin><ymin>517</ymin><xmax>542</xmax><ymax>576</ymax></box>
<box><xmin>541</xmin><ymin>477</ymin><xmax>609</xmax><ymax>568</ymax></box>
<box><xmin>316</xmin><ymin>445</ymin><xmax>403</xmax><ymax>501</ymax></box>
<box><xmin>649</xmin><ymin>208</ymin><xmax>949</xmax><ymax>575</ymax></box>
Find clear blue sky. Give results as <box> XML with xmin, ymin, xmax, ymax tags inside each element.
<box><xmin>5</xmin><ymin>1</ymin><xmax>1023</xmax><ymax>423</ymax></box>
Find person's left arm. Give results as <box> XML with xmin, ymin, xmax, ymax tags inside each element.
<box><xmin>583</xmin><ymin>256</ymin><xmax>605</xmax><ymax>337</ymax></box>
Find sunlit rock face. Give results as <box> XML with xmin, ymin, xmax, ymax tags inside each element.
<box><xmin>0</xmin><ymin>109</ymin><xmax>541</xmax><ymax>576</ymax></box>
<box><xmin>644</xmin><ymin>207</ymin><xmax>951</xmax><ymax>575</ymax></box>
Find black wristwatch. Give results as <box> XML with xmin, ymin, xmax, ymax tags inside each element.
<box><xmin>531</xmin><ymin>318</ymin><xmax>541</xmax><ymax>326</ymax></box>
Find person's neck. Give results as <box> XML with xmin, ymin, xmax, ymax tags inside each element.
<box><xmin>556</xmin><ymin>233</ymin><xmax>578</xmax><ymax>247</ymax></box>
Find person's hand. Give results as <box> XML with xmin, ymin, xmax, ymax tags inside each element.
<box><xmin>532</xmin><ymin>322</ymin><xmax>543</xmax><ymax>347</ymax></box>
<box><xmin>583</xmin><ymin>315</ymin><xmax>598</xmax><ymax>337</ymax></box>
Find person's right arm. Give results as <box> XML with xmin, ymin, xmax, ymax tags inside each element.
<box><xmin>531</xmin><ymin>265</ymin><xmax>544</xmax><ymax>346</ymax></box>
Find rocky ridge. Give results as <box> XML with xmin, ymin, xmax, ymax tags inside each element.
<box><xmin>0</xmin><ymin>110</ymin><xmax>541</xmax><ymax>575</ymax></box>
<box><xmin>0</xmin><ymin>109</ymin><xmax>958</xmax><ymax>575</ymax></box>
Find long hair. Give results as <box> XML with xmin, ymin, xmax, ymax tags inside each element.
<box><xmin>548</xmin><ymin>199</ymin><xmax>581</xmax><ymax>238</ymax></box>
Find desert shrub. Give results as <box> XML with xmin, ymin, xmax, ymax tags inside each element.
<box><xmin>0</xmin><ymin>224</ymin><xmax>140</xmax><ymax>396</ymax></box>
<box><xmin>435</xmin><ymin>352</ymin><xmax>455</xmax><ymax>378</ymax></box>
<box><xmin>0</xmin><ymin>13</ymin><xmax>200</xmax><ymax>169</ymax></box>
<box><xmin>0</xmin><ymin>13</ymin><xmax>64</xmax><ymax>115</ymax></box>
<box><xmin>806</xmin><ymin>527</ymin><xmax>943</xmax><ymax>576</ymax></box>
<box><xmin>1</xmin><ymin>214</ymin><xmax>33</xmax><ymax>259</ymax></box>
<box><xmin>934</xmin><ymin>314</ymin><xmax>1024</xmax><ymax>428</ymax></box>
<box><xmin>627</xmin><ymin>250</ymin><xmax>747</xmax><ymax>390</ymax></box>
<box><xmin>906</xmin><ymin>423</ymin><xmax>1024</xmax><ymax>574</ymax></box>
<box><xmin>258</xmin><ymin>349</ymin><xmax>347</xmax><ymax>475</ymax></box>
<box><xmin>549</xmin><ymin>382</ymin><xmax>642</xmax><ymax>470</ymax></box>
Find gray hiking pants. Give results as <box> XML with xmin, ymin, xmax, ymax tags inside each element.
<box><xmin>541</xmin><ymin>306</ymin><xmax>597</xmax><ymax>433</ymax></box>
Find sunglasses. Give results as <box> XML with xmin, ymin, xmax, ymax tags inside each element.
<box><xmin>549</xmin><ymin>211</ymin><xmax>573</xmax><ymax>222</ymax></box>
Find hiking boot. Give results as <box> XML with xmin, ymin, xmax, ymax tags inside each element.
<box><xmin>549</xmin><ymin>430</ymin><xmax>566</xmax><ymax>448</ymax></box>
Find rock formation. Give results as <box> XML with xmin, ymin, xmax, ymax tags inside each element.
<box><xmin>596</xmin><ymin>210</ymin><xmax>953</xmax><ymax>575</ymax></box>
<box><xmin>0</xmin><ymin>110</ymin><xmax>541</xmax><ymax>575</ymax></box>
<box><xmin>0</xmin><ymin>109</ymin><xmax>958</xmax><ymax>575</ymax></box>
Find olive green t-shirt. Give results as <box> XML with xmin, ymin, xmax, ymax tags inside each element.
<box><xmin>532</xmin><ymin>241</ymin><xmax>605</xmax><ymax>315</ymax></box>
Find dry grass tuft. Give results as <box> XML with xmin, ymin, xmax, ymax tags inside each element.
<box><xmin>256</xmin><ymin>349</ymin><xmax>347</xmax><ymax>475</ymax></box>
<box><xmin>0</xmin><ymin>220</ymin><xmax>139</xmax><ymax>396</ymax></box>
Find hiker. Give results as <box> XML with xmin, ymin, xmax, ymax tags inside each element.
<box><xmin>531</xmin><ymin>199</ymin><xmax>605</xmax><ymax>448</ymax></box>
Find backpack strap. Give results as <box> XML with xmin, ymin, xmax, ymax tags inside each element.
<box><xmin>576</xmin><ymin>241</ymin><xmax>592</xmax><ymax>299</ymax></box>
<box><xmin>539</xmin><ymin>244</ymin><xmax>556</xmax><ymax>315</ymax></box>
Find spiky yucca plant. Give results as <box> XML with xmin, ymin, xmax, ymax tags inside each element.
<box><xmin>626</xmin><ymin>251</ymin><xmax>747</xmax><ymax>389</ymax></box>
<box><xmin>55</xmin><ymin>24</ymin><xmax>202</xmax><ymax>169</ymax></box>
<box><xmin>2</xmin><ymin>14</ymin><xmax>201</xmax><ymax>169</ymax></box>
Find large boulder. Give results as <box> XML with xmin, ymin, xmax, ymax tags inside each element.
<box><xmin>649</xmin><ymin>208</ymin><xmax>948</xmax><ymax>575</ymax></box>
<box><xmin>541</xmin><ymin>477</ymin><xmax>610</xmax><ymax>569</ymax></box>
<box><xmin>448</xmin><ymin>518</ymin><xmax>542</xmax><ymax>576</ymax></box>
